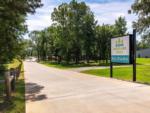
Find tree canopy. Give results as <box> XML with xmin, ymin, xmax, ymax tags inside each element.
<box><xmin>28</xmin><ymin>0</ymin><xmax>127</xmax><ymax>64</ymax></box>
<box><xmin>131</xmin><ymin>0</ymin><xmax>150</xmax><ymax>47</ymax></box>
<box><xmin>0</xmin><ymin>0</ymin><xmax>42</xmax><ymax>63</ymax></box>
<box><xmin>115</xmin><ymin>16</ymin><xmax>127</xmax><ymax>36</ymax></box>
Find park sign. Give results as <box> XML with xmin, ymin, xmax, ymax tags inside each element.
<box><xmin>110</xmin><ymin>30</ymin><xmax>136</xmax><ymax>81</ymax></box>
<box><xmin>111</xmin><ymin>36</ymin><xmax>131</xmax><ymax>64</ymax></box>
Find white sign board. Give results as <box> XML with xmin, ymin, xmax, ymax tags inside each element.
<box><xmin>111</xmin><ymin>36</ymin><xmax>130</xmax><ymax>63</ymax></box>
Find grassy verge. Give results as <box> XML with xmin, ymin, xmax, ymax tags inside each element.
<box><xmin>39</xmin><ymin>60</ymin><xmax>110</xmax><ymax>69</ymax></box>
<box><xmin>0</xmin><ymin>59</ymin><xmax>21</xmax><ymax>80</ymax></box>
<box><xmin>82</xmin><ymin>58</ymin><xmax>150</xmax><ymax>84</ymax></box>
<box><xmin>0</xmin><ymin>60</ymin><xmax>25</xmax><ymax>113</ymax></box>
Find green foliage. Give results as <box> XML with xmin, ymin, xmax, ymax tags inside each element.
<box><xmin>0</xmin><ymin>62</ymin><xmax>25</xmax><ymax>113</ymax></box>
<box><xmin>114</xmin><ymin>16</ymin><xmax>127</xmax><ymax>36</ymax></box>
<box><xmin>29</xmin><ymin>27</ymin><xmax>55</xmax><ymax>61</ymax></box>
<box><xmin>131</xmin><ymin>0</ymin><xmax>150</xmax><ymax>46</ymax></box>
<box><xmin>19</xmin><ymin>39</ymin><xmax>34</xmax><ymax>59</ymax></box>
<box><xmin>137</xmin><ymin>39</ymin><xmax>150</xmax><ymax>50</ymax></box>
<box><xmin>51</xmin><ymin>1</ymin><xmax>97</xmax><ymax>63</ymax></box>
<box><xmin>28</xmin><ymin>0</ymin><xmax>128</xmax><ymax>64</ymax></box>
<box><xmin>95</xmin><ymin>24</ymin><xmax>115</xmax><ymax>63</ymax></box>
<box><xmin>0</xmin><ymin>0</ymin><xmax>42</xmax><ymax>63</ymax></box>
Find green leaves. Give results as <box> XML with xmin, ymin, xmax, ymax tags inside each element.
<box><xmin>114</xmin><ymin>16</ymin><xmax>127</xmax><ymax>36</ymax></box>
<box><xmin>28</xmin><ymin>0</ymin><xmax>128</xmax><ymax>64</ymax></box>
<box><xmin>131</xmin><ymin>0</ymin><xmax>150</xmax><ymax>49</ymax></box>
<box><xmin>131</xmin><ymin>0</ymin><xmax>150</xmax><ymax>39</ymax></box>
<box><xmin>51</xmin><ymin>0</ymin><xmax>97</xmax><ymax>63</ymax></box>
<box><xmin>0</xmin><ymin>0</ymin><xmax>42</xmax><ymax>63</ymax></box>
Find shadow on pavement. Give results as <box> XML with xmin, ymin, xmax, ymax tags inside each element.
<box><xmin>26</xmin><ymin>82</ymin><xmax>47</xmax><ymax>102</ymax></box>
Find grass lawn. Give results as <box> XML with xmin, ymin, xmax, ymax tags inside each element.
<box><xmin>82</xmin><ymin>58</ymin><xmax>150</xmax><ymax>84</ymax></box>
<box><xmin>0</xmin><ymin>59</ymin><xmax>25</xmax><ymax>113</ymax></box>
<box><xmin>39</xmin><ymin>61</ymin><xmax>107</xmax><ymax>69</ymax></box>
<box><xmin>137</xmin><ymin>58</ymin><xmax>150</xmax><ymax>65</ymax></box>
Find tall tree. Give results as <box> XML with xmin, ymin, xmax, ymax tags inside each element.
<box><xmin>0</xmin><ymin>0</ymin><xmax>42</xmax><ymax>63</ymax></box>
<box><xmin>131</xmin><ymin>0</ymin><xmax>150</xmax><ymax>33</ymax></box>
<box><xmin>52</xmin><ymin>3</ymin><xmax>72</xmax><ymax>63</ymax></box>
<box><xmin>96</xmin><ymin>24</ymin><xmax>114</xmax><ymax>63</ymax></box>
<box><xmin>29</xmin><ymin>31</ymin><xmax>42</xmax><ymax>61</ymax></box>
<box><xmin>82</xmin><ymin>7</ymin><xmax>97</xmax><ymax>63</ymax></box>
<box><xmin>115</xmin><ymin>16</ymin><xmax>127</xmax><ymax>36</ymax></box>
<box><xmin>51</xmin><ymin>0</ymin><xmax>97</xmax><ymax>63</ymax></box>
<box><xmin>131</xmin><ymin>0</ymin><xmax>150</xmax><ymax>47</ymax></box>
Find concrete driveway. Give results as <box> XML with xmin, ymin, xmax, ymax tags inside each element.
<box><xmin>68</xmin><ymin>65</ymin><xmax>130</xmax><ymax>72</ymax></box>
<box><xmin>24</xmin><ymin>61</ymin><xmax>150</xmax><ymax>113</ymax></box>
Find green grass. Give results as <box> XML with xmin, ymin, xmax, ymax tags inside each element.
<box><xmin>40</xmin><ymin>61</ymin><xmax>104</xmax><ymax>69</ymax></box>
<box><xmin>82</xmin><ymin>58</ymin><xmax>150</xmax><ymax>84</ymax></box>
<box><xmin>0</xmin><ymin>59</ymin><xmax>22</xmax><ymax>80</ymax></box>
<box><xmin>0</xmin><ymin>60</ymin><xmax>25</xmax><ymax>113</ymax></box>
<box><xmin>137</xmin><ymin>58</ymin><xmax>150</xmax><ymax>65</ymax></box>
<box><xmin>40</xmin><ymin>59</ymin><xmax>143</xmax><ymax>69</ymax></box>
<box><xmin>40</xmin><ymin>58</ymin><xmax>150</xmax><ymax>84</ymax></box>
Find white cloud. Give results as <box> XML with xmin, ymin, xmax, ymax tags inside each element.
<box><xmin>88</xmin><ymin>2</ymin><xmax>137</xmax><ymax>33</ymax></box>
<box><xmin>26</xmin><ymin>14</ymin><xmax>52</xmax><ymax>31</ymax></box>
<box><xmin>25</xmin><ymin>2</ymin><xmax>55</xmax><ymax>31</ymax></box>
<box><xmin>113</xmin><ymin>12</ymin><xmax>125</xmax><ymax>18</ymax></box>
<box><xmin>25</xmin><ymin>0</ymin><xmax>137</xmax><ymax>35</ymax></box>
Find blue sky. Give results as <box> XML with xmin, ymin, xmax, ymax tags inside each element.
<box><xmin>25</xmin><ymin>0</ymin><xmax>138</xmax><ymax>38</ymax></box>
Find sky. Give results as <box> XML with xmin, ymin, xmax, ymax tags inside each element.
<box><xmin>25</xmin><ymin>0</ymin><xmax>138</xmax><ymax>38</ymax></box>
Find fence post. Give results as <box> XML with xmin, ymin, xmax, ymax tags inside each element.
<box><xmin>16</xmin><ymin>67</ymin><xmax>20</xmax><ymax>79</ymax></box>
<box><xmin>11</xmin><ymin>69</ymin><xmax>16</xmax><ymax>92</ymax></box>
<box><xmin>5</xmin><ymin>71</ymin><xmax>11</xmax><ymax>100</ymax></box>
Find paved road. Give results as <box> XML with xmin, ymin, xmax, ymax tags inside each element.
<box><xmin>68</xmin><ymin>66</ymin><xmax>108</xmax><ymax>72</ymax></box>
<box><xmin>24</xmin><ymin>61</ymin><xmax>150</xmax><ymax>113</ymax></box>
<box><xmin>69</xmin><ymin>65</ymin><xmax>130</xmax><ymax>72</ymax></box>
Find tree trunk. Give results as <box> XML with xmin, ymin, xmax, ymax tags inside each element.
<box><xmin>86</xmin><ymin>55</ymin><xmax>89</xmax><ymax>64</ymax></box>
<box><xmin>58</xmin><ymin>56</ymin><xmax>62</xmax><ymax>64</ymax></box>
<box><xmin>37</xmin><ymin>49</ymin><xmax>40</xmax><ymax>61</ymax></box>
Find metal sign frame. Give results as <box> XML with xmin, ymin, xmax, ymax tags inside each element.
<box><xmin>110</xmin><ymin>29</ymin><xmax>136</xmax><ymax>81</ymax></box>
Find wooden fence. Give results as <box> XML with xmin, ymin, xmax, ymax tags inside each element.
<box><xmin>0</xmin><ymin>63</ymin><xmax>22</xmax><ymax>100</ymax></box>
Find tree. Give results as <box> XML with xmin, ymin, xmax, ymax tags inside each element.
<box><xmin>0</xmin><ymin>0</ymin><xmax>42</xmax><ymax>63</ymax></box>
<box><xmin>114</xmin><ymin>16</ymin><xmax>127</xmax><ymax>36</ymax></box>
<box><xmin>46</xmin><ymin>26</ymin><xmax>62</xmax><ymax>63</ymax></box>
<box><xmin>19</xmin><ymin>39</ymin><xmax>34</xmax><ymax>59</ymax></box>
<box><xmin>28</xmin><ymin>0</ymin><xmax>129</xmax><ymax>65</ymax></box>
<box><xmin>131</xmin><ymin>0</ymin><xmax>150</xmax><ymax>46</ymax></box>
<box><xmin>29</xmin><ymin>31</ymin><xmax>42</xmax><ymax>61</ymax></box>
<box><xmin>29</xmin><ymin>26</ymin><xmax>59</xmax><ymax>61</ymax></box>
<box><xmin>51</xmin><ymin>0</ymin><xmax>97</xmax><ymax>64</ymax></box>
<box><xmin>52</xmin><ymin>3</ymin><xmax>72</xmax><ymax>63</ymax></box>
<box><xmin>82</xmin><ymin>8</ymin><xmax>97</xmax><ymax>63</ymax></box>
<box><xmin>96</xmin><ymin>24</ymin><xmax>115</xmax><ymax>64</ymax></box>
<box><xmin>137</xmin><ymin>39</ymin><xmax>150</xmax><ymax>50</ymax></box>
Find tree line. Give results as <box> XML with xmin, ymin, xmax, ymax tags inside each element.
<box><xmin>28</xmin><ymin>0</ymin><xmax>127</xmax><ymax>64</ymax></box>
<box><xmin>0</xmin><ymin>0</ymin><xmax>149</xmax><ymax>65</ymax></box>
<box><xmin>130</xmin><ymin>0</ymin><xmax>150</xmax><ymax>50</ymax></box>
